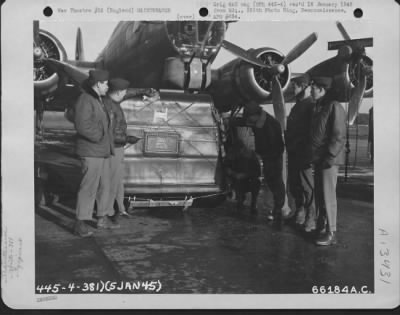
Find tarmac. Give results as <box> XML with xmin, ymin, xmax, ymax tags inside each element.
<box><xmin>35</xmin><ymin>161</ymin><xmax>374</xmax><ymax>294</ymax></box>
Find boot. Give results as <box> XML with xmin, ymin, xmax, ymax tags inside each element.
<box><xmin>272</xmin><ymin>209</ymin><xmax>282</xmax><ymax>229</ymax></box>
<box><xmin>304</xmin><ymin>218</ymin><xmax>317</xmax><ymax>233</ymax></box>
<box><xmin>295</xmin><ymin>206</ymin><xmax>306</xmax><ymax>225</ymax></box>
<box><xmin>97</xmin><ymin>216</ymin><xmax>120</xmax><ymax>229</ymax></box>
<box><xmin>74</xmin><ymin>220</ymin><xmax>93</xmax><ymax>238</ymax></box>
<box><xmin>119</xmin><ymin>210</ymin><xmax>130</xmax><ymax>217</ymax></box>
<box><xmin>315</xmin><ymin>231</ymin><xmax>337</xmax><ymax>246</ymax></box>
<box><xmin>316</xmin><ymin>215</ymin><xmax>327</xmax><ymax>235</ymax></box>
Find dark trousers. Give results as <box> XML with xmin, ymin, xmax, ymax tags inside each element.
<box><xmin>76</xmin><ymin>157</ymin><xmax>111</xmax><ymax>220</ymax></box>
<box><xmin>262</xmin><ymin>156</ymin><xmax>285</xmax><ymax>217</ymax></box>
<box><xmin>287</xmin><ymin>155</ymin><xmax>316</xmax><ymax>222</ymax></box>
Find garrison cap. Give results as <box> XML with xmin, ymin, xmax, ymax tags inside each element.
<box><xmin>311</xmin><ymin>76</ymin><xmax>333</xmax><ymax>89</ymax></box>
<box><xmin>88</xmin><ymin>69</ymin><xmax>109</xmax><ymax>83</ymax></box>
<box><xmin>109</xmin><ymin>78</ymin><xmax>130</xmax><ymax>91</ymax></box>
<box><xmin>291</xmin><ymin>73</ymin><xmax>310</xmax><ymax>85</ymax></box>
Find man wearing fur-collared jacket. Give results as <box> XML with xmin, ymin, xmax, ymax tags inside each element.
<box><xmin>73</xmin><ymin>69</ymin><xmax>117</xmax><ymax>237</ymax></box>
<box><xmin>310</xmin><ymin>76</ymin><xmax>346</xmax><ymax>246</ymax></box>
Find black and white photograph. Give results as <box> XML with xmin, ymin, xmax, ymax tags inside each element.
<box><xmin>2</xmin><ymin>0</ymin><xmax>399</xmax><ymax>309</ymax></box>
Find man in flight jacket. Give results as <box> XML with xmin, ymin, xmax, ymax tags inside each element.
<box><xmin>73</xmin><ymin>69</ymin><xmax>116</xmax><ymax>237</ymax></box>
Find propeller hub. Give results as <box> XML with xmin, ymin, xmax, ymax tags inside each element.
<box><xmin>34</xmin><ymin>47</ymin><xmax>43</xmax><ymax>58</ymax></box>
<box><xmin>338</xmin><ymin>45</ymin><xmax>352</xmax><ymax>59</ymax></box>
<box><xmin>275</xmin><ymin>64</ymin><xmax>285</xmax><ymax>74</ymax></box>
<box><xmin>270</xmin><ymin>64</ymin><xmax>285</xmax><ymax>75</ymax></box>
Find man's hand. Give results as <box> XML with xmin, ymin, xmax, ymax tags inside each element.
<box><xmin>143</xmin><ymin>88</ymin><xmax>160</xmax><ymax>101</ymax></box>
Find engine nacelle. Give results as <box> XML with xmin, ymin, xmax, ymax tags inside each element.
<box><xmin>328</xmin><ymin>55</ymin><xmax>373</xmax><ymax>101</ymax></box>
<box><xmin>34</xmin><ymin>30</ymin><xmax>67</xmax><ymax>97</ymax></box>
<box><xmin>347</xmin><ymin>55</ymin><xmax>373</xmax><ymax>98</ymax></box>
<box><xmin>209</xmin><ymin>48</ymin><xmax>291</xmax><ymax>112</ymax></box>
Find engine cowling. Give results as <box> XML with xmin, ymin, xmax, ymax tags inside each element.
<box><xmin>346</xmin><ymin>55</ymin><xmax>373</xmax><ymax>97</ymax></box>
<box><xmin>34</xmin><ymin>30</ymin><xmax>67</xmax><ymax>97</ymax></box>
<box><xmin>209</xmin><ymin>48</ymin><xmax>291</xmax><ymax>112</ymax></box>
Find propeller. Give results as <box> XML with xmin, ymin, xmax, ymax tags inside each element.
<box><xmin>222</xmin><ymin>33</ymin><xmax>317</xmax><ymax>129</ymax></box>
<box><xmin>270</xmin><ymin>34</ymin><xmax>317</xmax><ymax>216</ymax></box>
<box><xmin>335</xmin><ymin>21</ymin><xmax>370</xmax><ymax>125</ymax></box>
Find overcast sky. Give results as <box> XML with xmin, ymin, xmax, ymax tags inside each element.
<box><xmin>40</xmin><ymin>20</ymin><xmax>373</xmax><ymax>112</ymax></box>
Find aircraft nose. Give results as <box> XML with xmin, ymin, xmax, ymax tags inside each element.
<box><xmin>166</xmin><ymin>21</ymin><xmax>226</xmax><ymax>59</ymax></box>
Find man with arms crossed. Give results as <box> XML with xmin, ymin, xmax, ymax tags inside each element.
<box><xmin>101</xmin><ymin>78</ymin><xmax>141</xmax><ymax>217</ymax></box>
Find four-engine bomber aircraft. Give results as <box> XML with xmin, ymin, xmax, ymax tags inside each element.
<box><xmin>33</xmin><ymin>20</ymin><xmax>372</xmax><ymax>209</ymax></box>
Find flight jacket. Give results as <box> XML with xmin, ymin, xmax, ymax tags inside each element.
<box><xmin>103</xmin><ymin>96</ymin><xmax>128</xmax><ymax>148</ymax></box>
<box><xmin>74</xmin><ymin>86</ymin><xmax>114</xmax><ymax>158</ymax></box>
<box><xmin>310</xmin><ymin>93</ymin><xmax>346</xmax><ymax>167</ymax></box>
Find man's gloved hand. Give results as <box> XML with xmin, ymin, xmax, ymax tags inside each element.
<box><xmin>142</xmin><ymin>88</ymin><xmax>160</xmax><ymax>101</ymax></box>
<box><xmin>126</xmin><ymin>135</ymin><xmax>141</xmax><ymax>144</ymax></box>
<box><xmin>144</xmin><ymin>88</ymin><xmax>158</xmax><ymax>97</ymax></box>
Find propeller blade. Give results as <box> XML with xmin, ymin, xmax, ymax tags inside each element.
<box><xmin>282</xmin><ymin>32</ymin><xmax>318</xmax><ymax>66</ymax></box>
<box><xmin>44</xmin><ymin>59</ymin><xmax>89</xmax><ymax>85</ymax></box>
<box><xmin>271</xmin><ymin>77</ymin><xmax>291</xmax><ymax>216</ymax></box>
<box><xmin>75</xmin><ymin>28</ymin><xmax>85</xmax><ymax>61</ymax></box>
<box><xmin>222</xmin><ymin>40</ymin><xmax>271</xmax><ymax>68</ymax></box>
<box><xmin>272</xmin><ymin>76</ymin><xmax>287</xmax><ymax>130</ymax></box>
<box><xmin>348</xmin><ymin>73</ymin><xmax>367</xmax><ymax>125</ymax></box>
<box><xmin>336</xmin><ymin>21</ymin><xmax>352</xmax><ymax>41</ymax></box>
<box><xmin>33</xmin><ymin>20</ymin><xmax>40</xmax><ymax>46</ymax></box>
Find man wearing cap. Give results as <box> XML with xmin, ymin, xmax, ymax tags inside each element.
<box><xmin>285</xmin><ymin>74</ymin><xmax>316</xmax><ymax>232</ymax></box>
<box><xmin>73</xmin><ymin>69</ymin><xmax>116</xmax><ymax>237</ymax></box>
<box><xmin>244</xmin><ymin>102</ymin><xmax>285</xmax><ymax>225</ymax></box>
<box><xmin>100</xmin><ymin>78</ymin><xmax>140</xmax><ymax>218</ymax></box>
<box><xmin>310</xmin><ymin>76</ymin><xmax>346</xmax><ymax>246</ymax></box>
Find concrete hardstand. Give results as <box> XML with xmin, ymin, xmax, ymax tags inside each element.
<box><xmin>35</xmin><ymin>172</ymin><xmax>374</xmax><ymax>294</ymax></box>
